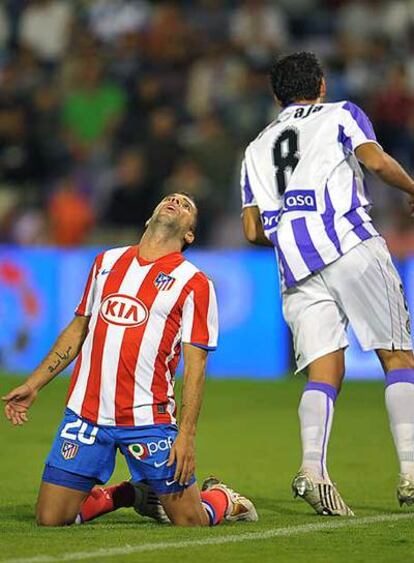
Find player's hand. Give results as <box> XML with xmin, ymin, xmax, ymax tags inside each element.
<box><xmin>2</xmin><ymin>383</ymin><xmax>37</xmax><ymax>426</ymax></box>
<box><xmin>167</xmin><ymin>432</ymin><xmax>196</xmax><ymax>486</ymax></box>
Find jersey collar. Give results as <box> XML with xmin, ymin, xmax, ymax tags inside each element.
<box><xmin>134</xmin><ymin>245</ymin><xmax>183</xmax><ymax>267</ymax></box>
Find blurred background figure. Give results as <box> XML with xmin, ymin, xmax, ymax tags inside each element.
<box><xmin>19</xmin><ymin>0</ymin><xmax>73</xmax><ymax>67</ymax></box>
<box><xmin>104</xmin><ymin>147</ymin><xmax>154</xmax><ymax>229</ymax></box>
<box><xmin>48</xmin><ymin>175</ymin><xmax>94</xmax><ymax>246</ymax></box>
<box><xmin>0</xmin><ymin>0</ymin><xmax>410</xmax><ymax>250</ymax></box>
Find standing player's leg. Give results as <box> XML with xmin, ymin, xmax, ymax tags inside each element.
<box><xmin>283</xmin><ymin>273</ymin><xmax>354</xmax><ymax>516</ymax></box>
<box><xmin>324</xmin><ymin>237</ymin><xmax>414</xmax><ymax>507</ymax></box>
<box><xmin>301</xmin><ymin>348</ymin><xmax>345</xmax><ymax>483</ymax></box>
<box><xmin>378</xmin><ymin>349</ymin><xmax>414</xmax><ymax>505</ymax></box>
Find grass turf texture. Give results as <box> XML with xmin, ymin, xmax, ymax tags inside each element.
<box><xmin>1</xmin><ymin>374</ymin><xmax>413</xmax><ymax>563</ymax></box>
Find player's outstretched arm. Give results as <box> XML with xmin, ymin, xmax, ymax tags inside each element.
<box><xmin>242</xmin><ymin>206</ymin><xmax>274</xmax><ymax>246</ymax></box>
<box><xmin>2</xmin><ymin>315</ymin><xmax>89</xmax><ymax>426</ymax></box>
<box><xmin>356</xmin><ymin>143</ymin><xmax>414</xmax><ymax>215</ymax></box>
<box><xmin>167</xmin><ymin>343</ymin><xmax>208</xmax><ymax>486</ymax></box>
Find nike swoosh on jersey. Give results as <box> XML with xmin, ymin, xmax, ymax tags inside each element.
<box><xmin>101</xmin><ymin>269</ymin><xmax>113</xmax><ymax>275</ymax></box>
<box><xmin>154</xmin><ymin>460</ymin><xmax>168</xmax><ymax>468</ymax></box>
<box><xmin>165</xmin><ymin>479</ymin><xmax>176</xmax><ymax>486</ymax></box>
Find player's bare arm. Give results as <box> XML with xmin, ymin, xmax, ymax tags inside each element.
<box><xmin>167</xmin><ymin>343</ymin><xmax>208</xmax><ymax>486</ymax></box>
<box><xmin>2</xmin><ymin>315</ymin><xmax>89</xmax><ymax>426</ymax></box>
<box><xmin>242</xmin><ymin>206</ymin><xmax>274</xmax><ymax>246</ymax></box>
<box><xmin>356</xmin><ymin>143</ymin><xmax>414</xmax><ymax>213</ymax></box>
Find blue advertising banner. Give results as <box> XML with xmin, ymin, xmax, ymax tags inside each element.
<box><xmin>0</xmin><ymin>246</ymin><xmax>412</xmax><ymax>379</ymax></box>
<box><xmin>0</xmin><ymin>246</ymin><xmax>289</xmax><ymax>378</ymax></box>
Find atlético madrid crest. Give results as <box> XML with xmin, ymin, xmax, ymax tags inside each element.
<box><xmin>154</xmin><ymin>272</ymin><xmax>176</xmax><ymax>291</ymax></box>
<box><xmin>61</xmin><ymin>441</ymin><xmax>79</xmax><ymax>460</ymax></box>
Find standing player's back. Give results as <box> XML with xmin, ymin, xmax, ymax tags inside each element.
<box><xmin>242</xmin><ymin>101</ymin><xmax>380</xmax><ymax>288</ymax></box>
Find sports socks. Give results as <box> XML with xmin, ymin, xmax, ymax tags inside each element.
<box><xmin>76</xmin><ymin>481</ymin><xmax>135</xmax><ymax>523</ymax></box>
<box><xmin>298</xmin><ymin>381</ymin><xmax>338</xmax><ymax>482</ymax></box>
<box><xmin>76</xmin><ymin>482</ymin><xmax>228</xmax><ymax>526</ymax></box>
<box><xmin>200</xmin><ymin>489</ymin><xmax>228</xmax><ymax>525</ymax></box>
<box><xmin>385</xmin><ymin>369</ymin><xmax>414</xmax><ymax>478</ymax></box>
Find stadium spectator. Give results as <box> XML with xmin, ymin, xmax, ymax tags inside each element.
<box><xmin>185</xmin><ymin>114</ymin><xmax>238</xmax><ymax>206</ymax></box>
<box><xmin>229</xmin><ymin>0</ymin><xmax>289</xmax><ymax>64</ymax></box>
<box><xmin>186</xmin><ymin>43</ymin><xmax>246</xmax><ymax>118</ymax></box>
<box><xmin>117</xmin><ymin>74</ymin><xmax>168</xmax><ymax>146</ymax></box>
<box><xmin>62</xmin><ymin>56</ymin><xmax>126</xmax><ymax>159</ymax></box>
<box><xmin>47</xmin><ymin>175</ymin><xmax>95</xmax><ymax>246</ymax></box>
<box><xmin>30</xmin><ymin>82</ymin><xmax>66</xmax><ymax>183</ymax></box>
<box><xmin>145</xmin><ymin>3</ymin><xmax>194</xmax><ymax>68</ymax></box>
<box><xmin>109</xmin><ymin>32</ymin><xmax>144</xmax><ymax>89</ymax></box>
<box><xmin>337</xmin><ymin>0</ymin><xmax>385</xmax><ymax>43</ymax></box>
<box><xmin>18</xmin><ymin>0</ymin><xmax>74</xmax><ymax>65</ymax></box>
<box><xmin>0</xmin><ymin>5</ymin><xmax>10</xmax><ymax>53</ymax></box>
<box><xmin>370</xmin><ymin>64</ymin><xmax>414</xmax><ymax>167</ymax></box>
<box><xmin>87</xmin><ymin>0</ymin><xmax>151</xmax><ymax>44</ymax></box>
<box><xmin>104</xmin><ymin>148</ymin><xmax>155</xmax><ymax>228</ymax></box>
<box><xmin>185</xmin><ymin>0</ymin><xmax>230</xmax><ymax>46</ymax></box>
<box><xmin>0</xmin><ymin>62</ymin><xmax>37</xmax><ymax>186</ymax></box>
<box><xmin>224</xmin><ymin>65</ymin><xmax>274</xmax><ymax>143</ymax></box>
<box><xmin>144</xmin><ymin>107</ymin><xmax>184</xmax><ymax>186</ymax></box>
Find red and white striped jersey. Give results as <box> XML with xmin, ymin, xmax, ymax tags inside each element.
<box><xmin>66</xmin><ymin>245</ymin><xmax>218</xmax><ymax>427</ymax></box>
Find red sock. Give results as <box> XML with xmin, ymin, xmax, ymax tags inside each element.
<box><xmin>201</xmin><ymin>489</ymin><xmax>229</xmax><ymax>526</ymax></box>
<box><xmin>78</xmin><ymin>481</ymin><xmax>135</xmax><ymax>523</ymax></box>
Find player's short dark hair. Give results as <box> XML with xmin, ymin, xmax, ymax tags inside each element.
<box><xmin>269</xmin><ymin>52</ymin><xmax>324</xmax><ymax>108</ymax></box>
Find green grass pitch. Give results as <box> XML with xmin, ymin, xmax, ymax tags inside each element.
<box><xmin>1</xmin><ymin>374</ymin><xmax>414</xmax><ymax>563</ymax></box>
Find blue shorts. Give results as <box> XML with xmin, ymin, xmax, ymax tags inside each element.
<box><xmin>43</xmin><ymin>408</ymin><xmax>195</xmax><ymax>495</ymax></box>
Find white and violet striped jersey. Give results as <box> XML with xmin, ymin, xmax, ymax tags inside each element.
<box><xmin>241</xmin><ymin>101</ymin><xmax>381</xmax><ymax>290</ymax></box>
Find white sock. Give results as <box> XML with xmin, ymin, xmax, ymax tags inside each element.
<box><xmin>298</xmin><ymin>382</ymin><xmax>337</xmax><ymax>482</ymax></box>
<box><xmin>385</xmin><ymin>370</ymin><xmax>414</xmax><ymax>478</ymax></box>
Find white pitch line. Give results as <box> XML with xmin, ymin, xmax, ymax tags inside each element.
<box><xmin>3</xmin><ymin>513</ymin><xmax>414</xmax><ymax>563</ymax></box>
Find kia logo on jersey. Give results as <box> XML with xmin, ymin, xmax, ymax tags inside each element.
<box><xmin>99</xmin><ymin>294</ymin><xmax>148</xmax><ymax>327</ymax></box>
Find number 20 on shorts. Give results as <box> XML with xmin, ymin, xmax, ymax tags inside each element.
<box><xmin>60</xmin><ymin>418</ymin><xmax>99</xmax><ymax>445</ymax></box>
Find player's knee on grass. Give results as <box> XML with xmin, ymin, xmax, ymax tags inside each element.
<box><xmin>158</xmin><ymin>487</ymin><xmax>210</xmax><ymax>527</ymax></box>
<box><xmin>168</xmin><ymin>510</ymin><xmax>209</xmax><ymax>527</ymax></box>
<box><xmin>377</xmin><ymin>349</ymin><xmax>414</xmax><ymax>373</ymax></box>
<box><xmin>36</xmin><ymin>481</ymin><xmax>88</xmax><ymax>527</ymax></box>
<box><xmin>36</xmin><ymin>506</ymin><xmax>76</xmax><ymax>527</ymax></box>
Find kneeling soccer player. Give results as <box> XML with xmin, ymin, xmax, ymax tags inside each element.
<box><xmin>3</xmin><ymin>192</ymin><xmax>258</xmax><ymax>527</ymax></box>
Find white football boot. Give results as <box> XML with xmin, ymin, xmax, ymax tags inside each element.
<box><xmin>201</xmin><ymin>477</ymin><xmax>259</xmax><ymax>522</ymax></box>
<box><xmin>397</xmin><ymin>474</ymin><xmax>414</xmax><ymax>506</ymax></box>
<box><xmin>292</xmin><ymin>471</ymin><xmax>354</xmax><ymax>516</ymax></box>
<box><xmin>132</xmin><ymin>481</ymin><xmax>170</xmax><ymax>524</ymax></box>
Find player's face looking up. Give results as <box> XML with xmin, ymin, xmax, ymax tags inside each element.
<box><xmin>150</xmin><ymin>193</ymin><xmax>198</xmax><ymax>249</ymax></box>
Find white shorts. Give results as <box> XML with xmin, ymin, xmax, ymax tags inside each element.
<box><xmin>282</xmin><ymin>237</ymin><xmax>412</xmax><ymax>372</ymax></box>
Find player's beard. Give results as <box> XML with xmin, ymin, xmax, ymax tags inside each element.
<box><xmin>147</xmin><ymin>212</ymin><xmax>185</xmax><ymax>243</ymax></box>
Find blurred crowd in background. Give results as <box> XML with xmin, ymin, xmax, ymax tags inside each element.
<box><xmin>0</xmin><ymin>0</ymin><xmax>413</xmax><ymax>254</ymax></box>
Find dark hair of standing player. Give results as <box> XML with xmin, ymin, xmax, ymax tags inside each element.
<box><xmin>269</xmin><ymin>52</ymin><xmax>324</xmax><ymax>108</ymax></box>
